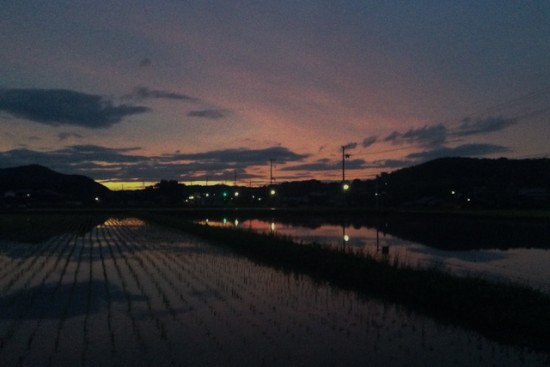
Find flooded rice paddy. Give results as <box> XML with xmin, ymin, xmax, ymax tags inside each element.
<box><xmin>1</xmin><ymin>215</ymin><xmax>549</xmax><ymax>366</ymax></box>
<box><xmin>201</xmin><ymin>216</ymin><xmax>550</xmax><ymax>293</ymax></box>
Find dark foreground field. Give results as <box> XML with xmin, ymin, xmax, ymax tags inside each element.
<box><xmin>0</xmin><ymin>213</ymin><xmax>549</xmax><ymax>366</ymax></box>
<box><xmin>142</xmin><ymin>213</ymin><xmax>550</xmax><ymax>347</ymax></box>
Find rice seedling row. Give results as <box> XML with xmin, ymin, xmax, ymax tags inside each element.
<box><xmin>95</xmin><ymin>225</ymin><xmax>117</xmax><ymax>363</ymax></box>
<box><xmin>0</xmin><ymin>230</ymin><xmax>77</xmax><ymax>354</ymax></box>
<box><xmin>107</xmin><ymin>226</ymin><xmax>178</xmax><ymax>365</ymax></box>
<box><xmin>139</xmin><ymin>226</ymin><xmax>357</xmax><ymax>352</ymax></box>
<box><xmin>137</xmin><ymin>216</ymin><xmax>550</xmax><ymax>366</ymax></box>
<box><xmin>108</xmin><ymin>219</ymin><xmax>233</xmax><ymax>363</ymax></box>
<box><xmin>187</xmin><ymin>246</ymin><xmax>374</xmax><ymax>361</ymax></box>
<box><xmin>120</xmin><ymin>221</ymin><xmax>454</xmax><ymax>364</ymax></box>
<box><xmin>0</xmin><ymin>233</ymin><xmax>62</xmax><ymax>294</ymax></box>
<box><xmin>78</xmin><ymin>229</ymin><xmax>94</xmax><ymax>365</ymax></box>
<box><xmin>11</xmin><ymin>233</ymin><xmax>78</xmax><ymax>367</ymax></box>
<box><xmin>0</xmin><ymin>219</ymin><xmax>91</xmax><ymax>366</ymax></box>
<box><xmin>2</xmin><ymin>216</ymin><xmax>549</xmax><ymax>366</ymax></box>
<box><xmin>160</xmin><ymin>226</ymin><xmax>467</xmax><ymax>364</ymax></box>
<box><xmin>114</xmin><ymin>220</ymin><xmax>472</xmax><ymax>361</ymax></box>
<box><xmin>113</xmin><ymin>221</ymin><xmax>261</xmax><ymax>363</ymax></box>
<box><xmin>96</xmin><ymin>222</ymin><xmax>153</xmax><ymax>367</ymax></box>
<box><xmin>97</xmin><ymin>221</ymin><xmax>146</xmax><ymax>367</ymax></box>
<box><xmin>142</xmin><ymin>224</ymin><xmax>299</xmax><ymax>365</ymax></box>
<box><xmin>35</xmin><ymin>218</ymin><xmax>110</xmax><ymax>367</ymax></box>
<box><xmin>105</xmin><ymin>220</ymin><xmax>277</xmax><ymax>363</ymax></box>
<box><xmin>47</xmin><ymin>227</ymin><xmax>89</xmax><ymax>366</ymax></box>
<box><xmin>25</xmin><ymin>218</ymin><xmax>102</xmax><ymax>367</ymax></box>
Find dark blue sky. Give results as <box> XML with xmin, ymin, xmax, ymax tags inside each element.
<box><xmin>1</xmin><ymin>1</ymin><xmax>549</xmax><ymax>188</ymax></box>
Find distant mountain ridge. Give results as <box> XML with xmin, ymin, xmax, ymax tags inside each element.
<box><xmin>385</xmin><ymin>157</ymin><xmax>550</xmax><ymax>189</ymax></box>
<box><xmin>0</xmin><ymin>164</ymin><xmax>110</xmax><ymax>206</ymax></box>
<box><xmin>378</xmin><ymin>157</ymin><xmax>550</xmax><ymax>208</ymax></box>
<box><xmin>2</xmin><ymin>158</ymin><xmax>549</xmax><ymax>209</ymax></box>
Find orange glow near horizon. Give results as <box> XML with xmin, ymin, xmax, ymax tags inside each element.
<box><xmin>99</xmin><ymin>181</ymin><xmax>157</xmax><ymax>191</ymax></box>
<box><xmin>99</xmin><ymin>179</ymin><xmax>248</xmax><ymax>191</ymax></box>
<box><xmin>96</xmin><ymin>160</ymin><xmax>402</xmax><ymax>190</ymax></box>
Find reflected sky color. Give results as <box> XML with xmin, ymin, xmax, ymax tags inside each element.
<box><xmin>200</xmin><ymin>217</ymin><xmax>550</xmax><ymax>292</ymax></box>
<box><xmin>0</xmin><ymin>216</ymin><xmax>548</xmax><ymax>365</ymax></box>
<box><xmin>1</xmin><ymin>2</ymin><xmax>549</xmax><ymax>186</ymax></box>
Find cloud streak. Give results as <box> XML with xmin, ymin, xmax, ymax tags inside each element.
<box><xmin>383</xmin><ymin>115</ymin><xmax>520</xmax><ymax>150</ymax></box>
<box><xmin>360</xmin><ymin>143</ymin><xmax>511</xmax><ymax>172</ymax></box>
<box><xmin>170</xmin><ymin>146</ymin><xmax>308</xmax><ymax>164</ymax></box>
<box><xmin>454</xmin><ymin>116</ymin><xmax>518</xmax><ymax>137</ymax></box>
<box><xmin>124</xmin><ymin>87</ymin><xmax>198</xmax><ymax>102</ymax></box>
<box><xmin>384</xmin><ymin>124</ymin><xmax>448</xmax><ymax>148</ymax></box>
<box><xmin>0</xmin><ymin>145</ymin><xmax>309</xmax><ymax>182</ymax></box>
<box><xmin>362</xmin><ymin>136</ymin><xmax>377</xmax><ymax>148</ymax></box>
<box><xmin>58</xmin><ymin>132</ymin><xmax>83</xmax><ymax>141</ymax></box>
<box><xmin>0</xmin><ymin>88</ymin><xmax>149</xmax><ymax>128</ymax></box>
<box><xmin>282</xmin><ymin>158</ymin><xmax>366</xmax><ymax>172</ymax></box>
<box><xmin>406</xmin><ymin>143</ymin><xmax>510</xmax><ymax>162</ymax></box>
<box><xmin>187</xmin><ymin>109</ymin><xmax>229</xmax><ymax>119</ymax></box>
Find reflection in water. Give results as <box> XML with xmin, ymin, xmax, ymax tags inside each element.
<box><xmin>0</xmin><ymin>214</ymin><xmax>108</xmax><ymax>244</ymax></box>
<box><xmin>0</xmin><ymin>216</ymin><xmax>547</xmax><ymax>366</ymax></box>
<box><xmin>198</xmin><ymin>217</ymin><xmax>550</xmax><ymax>292</ymax></box>
<box><xmin>97</xmin><ymin>217</ymin><xmax>146</xmax><ymax>228</ymax></box>
<box><xmin>0</xmin><ymin>281</ymin><xmax>139</xmax><ymax>320</ymax></box>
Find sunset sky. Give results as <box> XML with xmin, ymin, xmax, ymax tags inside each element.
<box><xmin>1</xmin><ymin>1</ymin><xmax>549</xmax><ymax>189</ymax></box>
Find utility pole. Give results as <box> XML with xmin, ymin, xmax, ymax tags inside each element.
<box><xmin>341</xmin><ymin>146</ymin><xmax>350</xmax><ymax>183</ymax></box>
<box><xmin>269</xmin><ymin>159</ymin><xmax>274</xmax><ymax>185</ymax></box>
<box><xmin>342</xmin><ymin>146</ymin><xmax>346</xmax><ymax>182</ymax></box>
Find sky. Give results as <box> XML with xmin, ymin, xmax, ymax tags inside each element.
<box><xmin>1</xmin><ymin>1</ymin><xmax>549</xmax><ymax>189</ymax></box>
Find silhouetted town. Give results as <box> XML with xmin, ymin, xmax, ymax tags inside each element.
<box><xmin>2</xmin><ymin>157</ymin><xmax>550</xmax><ymax>210</ymax></box>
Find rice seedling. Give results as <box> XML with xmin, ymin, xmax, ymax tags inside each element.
<box><xmin>2</xmin><ymin>214</ymin><xmax>549</xmax><ymax>366</ymax></box>
<box><xmin>140</xmin><ymin>212</ymin><xmax>550</xmax><ymax>353</ymax></box>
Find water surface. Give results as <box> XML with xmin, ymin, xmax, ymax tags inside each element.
<box><xmin>0</xmin><ymin>215</ymin><xmax>548</xmax><ymax>366</ymax></box>
<box><xmin>198</xmin><ymin>216</ymin><xmax>550</xmax><ymax>292</ymax></box>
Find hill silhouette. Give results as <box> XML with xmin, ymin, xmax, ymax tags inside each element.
<box><xmin>377</xmin><ymin>157</ymin><xmax>550</xmax><ymax>208</ymax></box>
<box><xmin>2</xmin><ymin>158</ymin><xmax>549</xmax><ymax>209</ymax></box>
<box><xmin>0</xmin><ymin>164</ymin><xmax>110</xmax><ymax>207</ymax></box>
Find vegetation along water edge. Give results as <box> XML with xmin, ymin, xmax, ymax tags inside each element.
<box><xmin>139</xmin><ymin>211</ymin><xmax>550</xmax><ymax>354</ymax></box>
